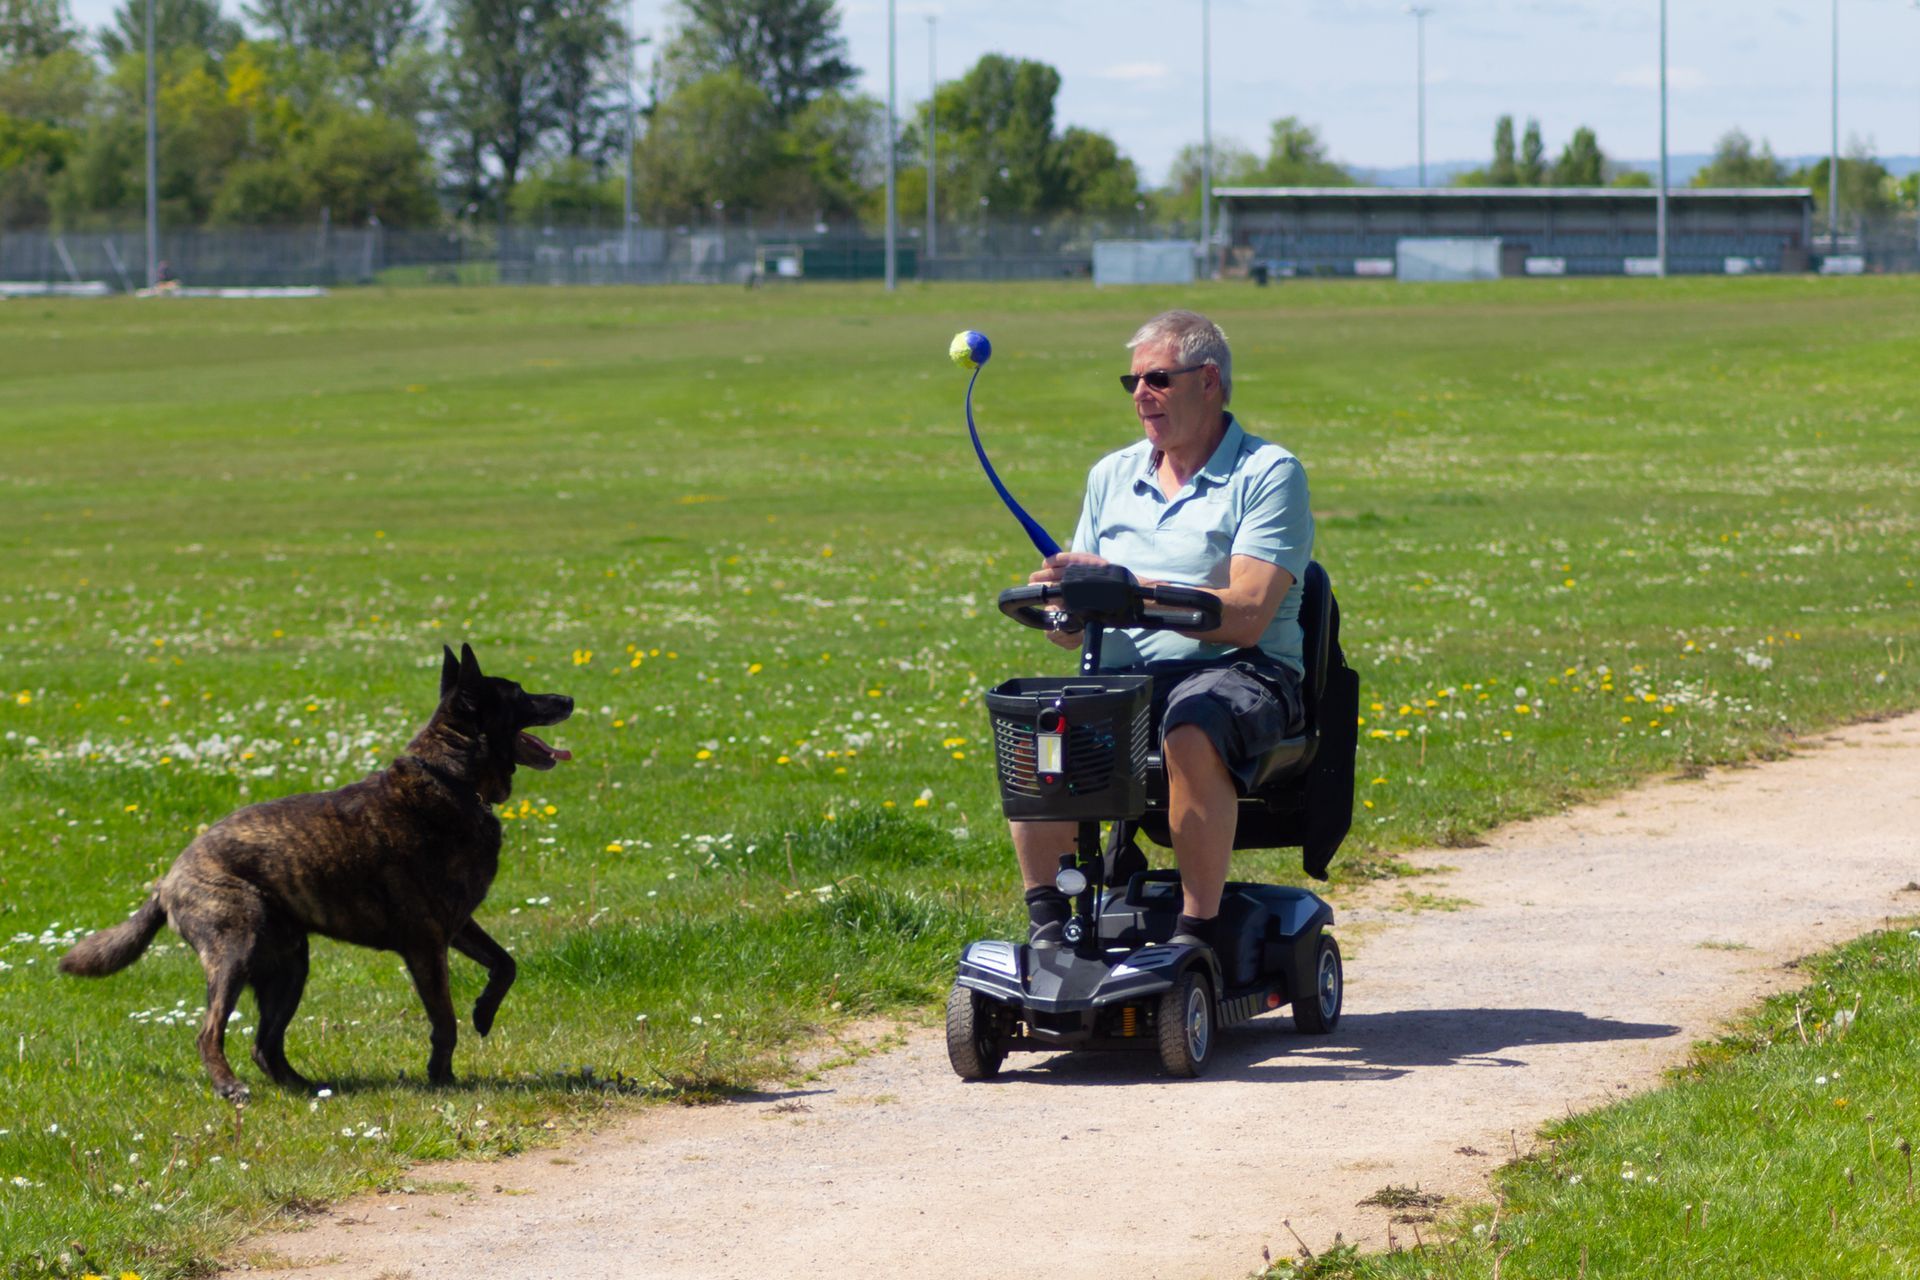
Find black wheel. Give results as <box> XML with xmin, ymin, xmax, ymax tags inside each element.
<box><xmin>1155</xmin><ymin>968</ymin><xmax>1214</xmax><ymax>1078</ymax></box>
<box><xmin>946</xmin><ymin>983</ymin><xmax>1005</xmax><ymax>1080</ymax></box>
<box><xmin>1292</xmin><ymin>933</ymin><xmax>1343</xmax><ymax>1034</ymax></box>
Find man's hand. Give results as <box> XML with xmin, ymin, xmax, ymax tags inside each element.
<box><xmin>1028</xmin><ymin>550</ymin><xmax>1109</xmax><ymax>585</ymax></box>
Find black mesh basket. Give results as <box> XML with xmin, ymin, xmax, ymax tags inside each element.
<box><xmin>985</xmin><ymin>676</ymin><xmax>1153</xmax><ymax>821</ymax></box>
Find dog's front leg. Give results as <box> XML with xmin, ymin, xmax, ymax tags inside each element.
<box><xmin>451</xmin><ymin>919</ymin><xmax>516</xmax><ymax>1037</ymax></box>
<box><xmin>401</xmin><ymin>944</ymin><xmax>460</xmax><ymax>1085</ymax></box>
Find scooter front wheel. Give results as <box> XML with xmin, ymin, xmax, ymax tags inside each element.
<box><xmin>1292</xmin><ymin>932</ymin><xmax>1343</xmax><ymax>1035</ymax></box>
<box><xmin>1155</xmin><ymin>969</ymin><xmax>1214</xmax><ymax>1078</ymax></box>
<box><xmin>946</xmin><ymin>983</ymin><xmax>1006</xmax><ymax>1080</ymax></box>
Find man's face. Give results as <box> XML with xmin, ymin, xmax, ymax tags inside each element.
<box><xmin>1130</xmin><ymin>340</ymin><xmax>1216</xmax><ymax>454</ymax></box>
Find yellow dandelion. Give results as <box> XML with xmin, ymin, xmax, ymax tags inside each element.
<box><xmin>1621</xmin><ymin>715</ymin><xmax>1633</xmax><ymax>724</ymax></box>
<box><xmin>573</xmin><ymin>649</ymin><xmax>593</xmax><ymax>666</ymax></box>
<box><xmin>543</xmin><ymin>804</ymin><xmax>557</xmax><ymax>816</ymax></box>
<box><xmin>695</xmin><ymin>749</ymin><xmax>712</xmax><ymax>760</ymax></box>
<box><xmin>14</xmin><ymin>690</ymin><xmax>29</xmax><ymax>706</ymax></box>
<box><xmin>1362</xmin><ymin>799</ymin><xmax>1375</xmax><ymax>809</ymax></box>
<box><xmin>1397</xmin><ymin>704</ymin><xmax>1412</xmax><ymax>716</ymax></box>
<box><xmin>612</xmin><ymin>719</ymin><xmax>625</xmax><ymax>728</ymax></box>
<box><xmin>1393</xmin><ymin>728</ymin><xmax>1410</xmax><ymax>739</ymax></box>
<box><xmin>1369</xmin><ymin>702</ymin><xmax>1385</xmax><ymax>713</ymax></box>
<box><xmin>834</xmin><ymin>766</ymin><xmax>847</xmax><ymax>775</ymax></box>
<box><xmin>913</xmin><ymin>796</ymin><xmax>931</xmax><ymax>808</ymax></box>
<box><xmin>882</xmin><ymin>800</ymin><xmax>896</xmax><ymax>808</ymax></box>
<box><xmin>1563</xmin><ymin>578</ymin><xmax>1575</xmax><ymax>587</ymax></box>
<box><xmin>951</xmin><ymin>751</ymin><xmax>966</xmax><ymax>760</ymax></box>
<box><xmin>748</xmin><ymin>663</ymin><xmax>763</xmax><ymax>675</ymax></box>
<box><xmin>942</xmin><ymin>736</ymin><xmax>968</xmax><ymax>748</ymax></box>
<box><xmin>821</xmin><ymin>546</ymin><xmax>834</xmax><ymax>557</ymax></box>
<box><xmin>775</xmin><ymin>755</ymin><xmax>791</xmax><ymax>765</ymax></box>
<box><xmin>605</xmin><ymin>842</ymin><xmax>623</xmax><ymax>853</ymax></box>
<box><xmin>124</xmin><ymin>803</ymin><xmax>138</xmax><ymax>813</ymax></box>
<box><xmin>867</xmin><ymin>688</ymin><xmax>882</xmax><ymax>698</ymax></box>
<box><xmin>1514</xmin><ymin>704</ymin><xmax>1532</xmax><ymax>715</ymax></box>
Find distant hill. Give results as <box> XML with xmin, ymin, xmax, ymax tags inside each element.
<box><xmin>1353</xmin><ymin>154</ymin><xmax>1919</xmax><ymax>188</ymax></box>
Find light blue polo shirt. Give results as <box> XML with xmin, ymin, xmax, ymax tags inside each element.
<box><xmin>1070</xmin><ymin>414</ymin><xmax>1313</xmax><ymax>674</ymax></box>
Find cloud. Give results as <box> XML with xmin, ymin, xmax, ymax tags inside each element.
<box><xmin>1098</xmin><ymin>62</ymin><xmax>1172</xmax><ymax>83</ymax></box>
<box><xmin>1614</xmin><ymin>64</ymin><xmax>1708</xmax><ymax>91</ymax></box>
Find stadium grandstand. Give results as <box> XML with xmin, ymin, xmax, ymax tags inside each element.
<box><xmin>1215</xmin><ymin>187</ymin><xmax>1818</xmax><ymax>279</ymax></box>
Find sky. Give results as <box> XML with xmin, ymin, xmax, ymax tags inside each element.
<box><xmin>66</xmin><ymin>0</ymin><xmax>1920</xmax><ymax>183</ymax></box>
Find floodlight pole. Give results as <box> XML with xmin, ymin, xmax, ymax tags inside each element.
<box><xmin>1407</xmin><ymin>6</ymin><xmax>1432</xmax><ymax>187</ymax></box>
<box><xmin>1657</xmin><ymin>0</ymin><xmax>1669</xmax><ymax>277</ymax></box>
<box><xmin>1830</xmin><ymin>0</ymin><xmax>1840</xmax><ymax>241</ymax></box>
<box><xmin>144</xmin><ymin>0</ymin><xmax>157</xmax><ymax>289</ymax></box>
<box><xmin>927</xmin><ymin>16</ymin><xmax>937</xmax><ymax>265</ymax></box>
<box><xmin>1200</xmin><ymin>0</ymin><xmax>1212</xmax><ymax>275</ymax></box>
<box><xmin>885</xmin><ymin>0</ymin><xmax>897</xmax><ymax>291</ymax></box>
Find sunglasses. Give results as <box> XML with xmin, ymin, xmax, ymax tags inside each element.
<box><xmin>1120</xmin><ymin>363</ymin><xmax>1208</xmax><ymax>394</ymax></box>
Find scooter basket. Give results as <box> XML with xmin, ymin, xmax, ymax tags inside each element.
<box><xmin>985</xmin><ymin>676</ymin><xmax>1153</xmax><ymax>820</ymax></box>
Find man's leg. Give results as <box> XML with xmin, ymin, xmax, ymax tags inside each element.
<box><xmin>1163</xmin><ymin>724</ymin><xmax>1239</xmax><ymax>920</ymax></box>
<box><xmin>1011</xmin><ymin>820</ymin><xmax>1077</xmax><ymax>944</ymax></box>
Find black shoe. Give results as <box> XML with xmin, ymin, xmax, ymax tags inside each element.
<box><xmin>1169</xmin><ymin>914</ymin><xmax>1216</xmax><ymax>950</ymax></box>
<box><xmin>1027</xmin><ymin>918</ymin><xmax>1066</xmax><ymax>950</ymax></box>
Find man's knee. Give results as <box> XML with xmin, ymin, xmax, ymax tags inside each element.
<box><xmin>1163</xmin><ymin>722</ymin><xmax>1228</xmax><ymax>777</ymax></box>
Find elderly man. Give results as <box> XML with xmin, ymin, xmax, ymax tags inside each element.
<box><xmin>1014</xmin><ymin>309</ymin><xmax>1313</xmax><ymax>951</ymax></box>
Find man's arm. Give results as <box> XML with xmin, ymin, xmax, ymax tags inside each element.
<box><xmin>1191</xmin><ymin>554</ymin><xmax>1292</xmax><ymax>650</ymax></box>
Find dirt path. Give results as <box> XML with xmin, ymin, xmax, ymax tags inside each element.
<box><xmin>241</xmin><ymin>713</ymin><xmax>1920</xmax><ymax>1280</ymax></box>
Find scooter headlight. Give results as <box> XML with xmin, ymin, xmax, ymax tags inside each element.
<box><xmin>1055</xmin><ymin>867</ymin><xmax>1088</xmax><ymax>897</ymax></box>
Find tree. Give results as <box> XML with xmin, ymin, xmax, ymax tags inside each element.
<box><xmin>507</xmin><ymin>154</ymin><xmax>620</xmax><ymax>223</ymax></box>
<box><xmin>1691</xmin><ymin>129</ymin><xmax>1788</xmax><ymax>188</ymax></box>
<box><xmin>931</xmin><ymin>54</ymin><xmax>1061</xmax><ymax>215</ymax></box>
<box><xmin>1609</xmin><ymin>169</ymin><xmax>1652</xmax><ymax>188</ymax></box>
<box><xmin>1489</xmin><ymin>115</ymin><xmax>1516</xmax><ymax>185</ymax></box>
<box><xmin>661</xmin><ymin>0</ymin><xmax>853</xmax><ymax>125</ymax></box>
<box><xmin>99</xmin><ymin>0</ymin><xmax>242</xmax><ymax>59</ymax></box>
<box><xmin>443</xmin><ymin>0</ymin><xmax>557</xmax><ymax>211</ymax></box>
<box><xmin>300</xmin><ymin>107</ymin><xmax>436</xmax><ymax>222</ymax></box>
<box><xmin>241</xmin><ymin>0</ymin><xmax>422</xmax><ymax>68</ymax></box>
<box><xmin>632</xmin><ymin>68</ymin><xmax>779</xmax><ymax>220</ymax></box>
<box><xmin>1551</xmin><ymin>126</ymin><xmax>1604</xmax><ymax>186</ymax></box>
<box><xmin>1</xmin><ymin>0</ymin><xmax>77</xmax><ymax>62</ymax></box>
<box><xmin>543</xmin><ymin>0</ymin><xmax>623</xmax><ymax>162</ymax></box>
<box><xmin>1053</xmin><ymin>126</ymin><xmax>1140</xmax><ymax>214</ymax></box>
<box><xmin>1256</xmin><ymin>116</ymin><xmax>1351</xmax><ymax>186</ymax></box>
<box><xmin>1793</xmin><ymin>142</ymin><xmax>1896</xmax><ymax>222</ymax></box>
<box><xmin>1519</xmin><ymin>117</ymin><xmax>1545</xmax><ymax>186</ymax></box>
<box><xmin>779</xmin><ymin>87</ymin><xmax>882</xmax><ymax>217</ymax></box>
<box><xmin>0</xmin><ymin>108</ymin><xmax>75</xmax><ymax>226</ymax></box>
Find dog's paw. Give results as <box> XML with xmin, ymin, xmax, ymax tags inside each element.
<box><xmin>215</xmin><ymin>1080</ymin><xmax>252</xmax><ymax>1105</ymax></box>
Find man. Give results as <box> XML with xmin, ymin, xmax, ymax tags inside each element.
<box><xmin>1013</xmin><ymin>309</ymin><xmax>1313</xmax><ymax>950</ymax></box>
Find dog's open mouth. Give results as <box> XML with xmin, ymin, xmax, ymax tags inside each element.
<box><xmin>515</xmin><ymin>731</ymin><xmax>572</xmax><ymax>770</ymax></box>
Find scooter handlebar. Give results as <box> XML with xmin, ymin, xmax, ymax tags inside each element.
<box><xmin>996</xmin><ymin>578</ymin><xmax>1223</xmax><ymax>634</ymax></box>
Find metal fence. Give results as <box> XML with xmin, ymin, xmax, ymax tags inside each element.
<box><xmin>2</xmin><ymin>212</ymin><xmax>1914</xmax><ymax>290</ymax></box>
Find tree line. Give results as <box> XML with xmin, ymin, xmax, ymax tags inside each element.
<box><xmin>4</xmin><ymin>0</ymin><xmax>1914</xmax><ymax>233</ymax></box>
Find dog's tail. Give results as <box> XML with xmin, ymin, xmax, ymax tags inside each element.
<box><xmin>59</xmin><ymin>895</ymin><xmax>166</xmax><ymax>977</ymax></box>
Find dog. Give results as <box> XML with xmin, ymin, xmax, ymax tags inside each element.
<box><xmin>61</xmin><ymin>644</ymin><xmax>573</xmax><ymax>1101</ymax></box>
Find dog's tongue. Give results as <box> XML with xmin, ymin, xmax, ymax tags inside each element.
<box><xmin>519</xmin><ymin>731</ymin><xmax>572</xmax><ymax>763</ymax></box>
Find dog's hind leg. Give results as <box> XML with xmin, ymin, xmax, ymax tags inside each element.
<box><xmin>401</xmin><ymin>944</ymin><xmax>460</xmax><ymax>1085</ymax></box>
<box><xmin>451</xmin><ymin>920</ymin><xmax>516</xmax><ymax>1038</ymax></box>
<box><xmin>168</xmin><ymin>879</ymin><xmax>266</xmax><ymax>1102</ymax></box>
<box><xmin>250</xmin><ymin>930</ymin><xmax>316</xmax><ymax>1092</ymax></box>
<box><xmin>192</xmin><ymin>948</ymin><xmax>253</xmax><ymax>1102</ymax></box>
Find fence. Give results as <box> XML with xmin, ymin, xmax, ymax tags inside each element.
<box><xmin>3</xmin><ymin>212</ymin><xmax>1914</xmax><ymax>290</ymax></box>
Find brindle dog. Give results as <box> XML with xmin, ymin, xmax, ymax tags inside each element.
<box><xmin>61</xmin><ymin>644</ymin><xmax>573</xmax><ymax>1101</ymax></box>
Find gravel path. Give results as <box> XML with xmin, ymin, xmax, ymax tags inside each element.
<box><xmin>239</xmin><ymin>712</ymin><xmax>1920</xmax><ymax>1280</ymax></box>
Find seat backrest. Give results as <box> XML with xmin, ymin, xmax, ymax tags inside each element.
<box><xmin>1296</xmin><ymin>560</ymin><xmax>1333</xmax><ymax>728</ymax></box>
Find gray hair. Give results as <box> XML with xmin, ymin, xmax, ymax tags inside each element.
<box><xmin>1126</xmin><ymin>309</ymin><xmax>1232</xmax><ymax>405</ymax></box>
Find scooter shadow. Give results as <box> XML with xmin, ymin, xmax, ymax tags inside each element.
<box><xmin>996</xmin><ymin>1006</ymin><xmax>1681</xmax><ymax>1086</ymax></box>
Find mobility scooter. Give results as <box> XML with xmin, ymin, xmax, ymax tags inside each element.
<box><xmin>946</xmin><ymin>560</ymin><xmax>1358</xmax><ymax>1079</ymax></box>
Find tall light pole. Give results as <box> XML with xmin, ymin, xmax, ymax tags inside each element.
<box><xmin>623</xmin><ymin>8</ymin><xmax>649</xmax><ymax>275</ymax></box>
<box><xmin>1407</xmin><ymin>6</ymin><xmax>1431</xmax><ymax>186</ymax></box>
<box><xmin>1912</xmin><ymin>1</ymin><xmax>1919</xmax><ymax>259</ymax></box>
<box><xmin>1657</xmin><ymin>0</ymin><xmax>1669</xmax><ymax>276</ymax></box>
<box><xmin>1200</xmin><ymin>0</ymin><xmax>1212</xmax><ymax>274</ymax></box>
<box><xmin>1830</xmin><ymin>0</ymin><xmax>1841</xmax><ymax>241</ymax></box>
<box><xmin>926</xmin><ymin>15</ymin><xmax>937</xmax><ymax>265</ymax></box>
<box><xmin>144</xmin><ymin>0</ymin><xmax>157</xmax><ymax>288</ymax></box>
<box><xmin>884</xmin><ymin>0</ymin><xmax>897</xmax><ymax>291</ymax></box>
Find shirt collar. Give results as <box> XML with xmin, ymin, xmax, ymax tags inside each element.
<box><xmin>1136</xmin><ymin>412</ymin><xmax>1243</xmax><ymax>492</ymax></box>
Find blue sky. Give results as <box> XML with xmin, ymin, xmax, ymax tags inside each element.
<box><xmin>66</xmin><ymin>0</ymin><xmax>1920</xmax><ymax>182</ymax></box>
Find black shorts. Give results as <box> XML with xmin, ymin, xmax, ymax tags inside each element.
<box><xmin>1123</xmin><ymin>656</ymin><xmax>1307</xmax><ymax>793</ymax></box>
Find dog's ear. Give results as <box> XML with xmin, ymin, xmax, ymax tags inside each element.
<box><xmin>459</xmin><ymin>643</ymin><xmax>483</xmax><ymax>688</ymax></box>
<box><xmin>440</xmin><ymin>646</ymin><xmax>460</xmax><ymax>699</ymax></box>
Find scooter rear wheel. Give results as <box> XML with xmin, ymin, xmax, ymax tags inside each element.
<box><xmin>946</xmin><ymin>984</ymin><xmax>1005</xmax><ymax>1080</ymax></box>
<box><xmin>1155</xmin><ymin>969</ymin><xmax>1214</xmax><ymax>1078</ymax></box>
<box><xmin>1292</xmin><ymin>932</ymin><xmax>1343</xmax><ymax>1034</ymax></box>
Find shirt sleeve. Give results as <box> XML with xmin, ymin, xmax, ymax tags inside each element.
<box><xmin>1070</xmin><ymin>463</ymin><xmax>1102</xmax><ymax>555</ymax></box>
<box><xmin>1231</xmin><ymin>455</ymin><xmax>1313</xmax><ymax>581</ymax></box>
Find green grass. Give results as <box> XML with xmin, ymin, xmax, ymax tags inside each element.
<box><xmin>1</xmin><ymin>277</ymin><xmax>1917</xmax><ymax>1275</ymax></box>
<box><xmin>1265</xmin><ymin>925</ymin><xmax>1920</xmax><ymax>1280</ymax></box>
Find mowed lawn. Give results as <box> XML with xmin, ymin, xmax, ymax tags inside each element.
<box><xmin>1</xmin><ymin>278</ymin><xmax>1916</xmax><ymax>1275</ymax></box>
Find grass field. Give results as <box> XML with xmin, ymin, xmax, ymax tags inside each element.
<box><xmin>2</xmin><ymin>277</ymin><xmax>1917</xmax><ymax>1276</ymax></box>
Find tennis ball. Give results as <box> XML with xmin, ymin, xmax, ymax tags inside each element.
<box><xmin>949</xmin><ymin>330</ymin><xmax>991</xmax><ymax>370</ymax></box>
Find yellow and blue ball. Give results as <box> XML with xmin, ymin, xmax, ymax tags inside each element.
<box><xmin>949</xmin><ymin>330</ymin><xmax>991</xmax><ymax>370</ymax></box>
